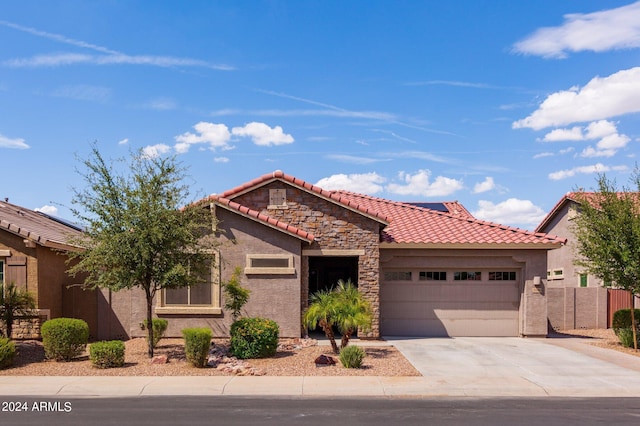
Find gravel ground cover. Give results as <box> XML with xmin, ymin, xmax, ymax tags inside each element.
<box><xmin>554</xmin><ymin>328</ymin><xmax>640</xmax><ymax>357</ymax></box>
<box><xmin>0</xmin><ymin>338</ymin><xmax>421</xmax><ymax>377</ymax></box>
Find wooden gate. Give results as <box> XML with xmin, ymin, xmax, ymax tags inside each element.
<box><xmin>608</xmin><ymin>289</ymin><xmax>633</xmax><ymax>327</ymax></box>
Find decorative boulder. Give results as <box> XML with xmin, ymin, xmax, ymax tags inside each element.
<box><xmin>314</xmin><ymin>354</ymin><xmax>336</xmax><ymax>366</ymax></box>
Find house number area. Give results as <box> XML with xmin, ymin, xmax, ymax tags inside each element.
<box><xmin>2</xmin><ymin>401</ymin><xmax>72</xmax><ymax>413</ymax></box>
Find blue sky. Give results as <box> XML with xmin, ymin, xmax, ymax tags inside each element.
<box><xmin>1</xmin><ymin>1</ymin><xmax>639</xmax><ymax>229</ymax></box>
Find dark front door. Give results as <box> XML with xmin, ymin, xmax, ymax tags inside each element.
<box><xmin>308</xmin><ymin>256</ymin><xmax>358</xmax><ymax>298</ymax></box>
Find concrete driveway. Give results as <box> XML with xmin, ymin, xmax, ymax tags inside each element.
<box><xmin>387</xmin><ymin>336</ymin><xmax>640</xmax><ymax>397</ymax></box>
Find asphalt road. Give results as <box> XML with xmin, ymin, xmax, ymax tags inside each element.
<box><xmin>2</xmin><ymin>397</ymin><xmax>640</xmax><ymax>426</ymax></box>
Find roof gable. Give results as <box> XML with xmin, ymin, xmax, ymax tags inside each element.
<box><xmin>207</xmin><ymin>171</ymin><xmax>565</xmax><ymax>249</ymax></box>
<box><xmin>0</xmin><ymin>201</ymin><xmax>83</xmax><ymax>250</ymax></box>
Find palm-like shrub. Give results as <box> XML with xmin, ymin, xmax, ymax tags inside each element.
<box><xmin>0</xmin><ymin>282</ymin><xmax>36</xmax><ymax>339</ymax></box>
<box><xmin>339</xmin><ymin>344</ymin><xmax>366</xmax><ymax>368</ymax></box>
<box><xmin>304</xmin><ymin>279</ymin><xmax>373</xmax><ymax>354</ymax></box>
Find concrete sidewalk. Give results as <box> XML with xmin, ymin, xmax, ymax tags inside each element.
<box><xmin>1</xmin><ymin>337</ymin><xmax>640</xmax><ymax>398</ymax></box>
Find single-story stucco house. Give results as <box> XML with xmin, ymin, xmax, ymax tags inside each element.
<box><xmin>102</xmin><ymin>170</ymin><xmax>566</xmax><ymax>340</ymax></box>
<box><xmin>0</xmin><ymin>200</ymin><xmax>86</xmax><ymax>338</ymax></box>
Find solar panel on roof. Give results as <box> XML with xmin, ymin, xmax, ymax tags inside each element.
<box><xmin>407</xmin><ymin>202</ymin><xmax>449</xmax><ymax>212</ymax></box>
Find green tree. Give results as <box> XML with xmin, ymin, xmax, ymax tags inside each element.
<box><xmin>0</xmin><ymin>282</ymin><xmax>36</xmax><ymax>339</ymax></box>
<box><xmin>67</xmin><ymin>144</ymin><xmax>216</xmax><ymax>357</ymax></box>
<box><xmin>303</xmin><ymin>279</ymin><xmax>373</xmax><ymax>354</ymax></box>
<box><xmin>572</xmin><ymin>171</ymin><xmax>640</xmax><ymax>350</ymax></box>
<box><xmin>222</xmin><ymin>266</ymin><xmax>251</xmax><ymax>322</ymax></box>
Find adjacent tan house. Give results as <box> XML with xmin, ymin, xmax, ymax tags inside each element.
<box><xmin>0</xmin><ymin>200</ymin><xmax>85</xmax><ymax>338</ymax></box>
<box><xmin>104</xmin><ymin>171</ymin><xmax>565</xmax><ymax>340</ymax></box>
<box><xmin>536</xmin><ymin>192</ymin><xmax>638</xmax><ymax>330</ymax></box>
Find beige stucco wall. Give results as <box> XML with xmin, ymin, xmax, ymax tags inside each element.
<box><xmin>380</xmin><ymin>248</ymin><xmax>549</xmax><ymax>337</ymax></box>
<box><xmin>541</xmin><ymin>201</ymin><xmax>605</xmax><ymax>288</ymax></box>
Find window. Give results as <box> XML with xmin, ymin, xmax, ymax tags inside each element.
<box><xmin>419</xmin><ymin>271</ymin><xmax>447</xmax><ymax>281</ymax></box>
<box><xmin>268</xmin><ymin>189</ymin><xmax>287</xmax><ymax>208</ymax></box>
<box><xmin>384</xmin><ymin>271</ymin><xmax>412</xmax><ymax>281</ymax></box>
<box><xmin>579</xmin><ymin>273</ymin><xmax>588</xmax><ymax>288</ymax></box>
<box><xmin>245</xmin><ymin>254</ymin><xmax>295</xmax><ymax>275</ymax></box>
<box><xmin>157</xmin><ymin>253</ymin><xmax>221</xmax><ymax>314</ymax></box>
<box><xmin>454</xmin><ymin>271</ymin><xmax>482</xmax><ymax>281</ymax></box>
<box><xmin>550</xmin><ymin>268</ymin><xmax>564</xmax><ymax>280</ymax></box>
<box><xmin>489</xmin><ymin>271</ymin><xmax>516</xmax><ymax>281</ymax></box>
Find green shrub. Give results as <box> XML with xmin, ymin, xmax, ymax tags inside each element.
<box><xmin>0</xmin><ymin>337</ymin><xmax>16</xmax><ymax>369</ymax></box>
<box><xmin>89</xmin><ymin>340</ymin><xmax>125</xmax><ymax>369</ymax></box>
<box><xmin>230</xmin><ymin>317</ymin><xmax>279</xmax><ymax>359</ymax></box>
<box><xmin>617</xmin><ymin>328</ymin><xmax>640</xmax><ymax>348</ymax></box>
<box><xmin>40</xmin><ymin>318</ymin><xmax>89</xmax><ymax>361</ymax></box>
<box><xmin>339</xmin><ymin>345</ymin><xmax>366</xmax><ymax>368</ymax></box>
<box><xmin>612</xmin><ymin>309</ymin><xmax>640</xmax><ymax>334</ymax></box>
<box><xmin>142</xmin><ymin>318</ymin><xmax>168</xmax><ymax>348</ymax></box>
<box><xmin>182</xmin><ymin>328</ymin><xmax>212</xmax><ymax>368</ymax></box>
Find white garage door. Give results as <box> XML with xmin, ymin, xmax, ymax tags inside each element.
<box><xmin>380</xmin><ymin>270</ymin><xmax>521</xmax><ymax>337</ymax></box>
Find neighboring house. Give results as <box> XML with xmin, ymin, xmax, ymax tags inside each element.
<box><xmin>107</xmin><ymin>171</ymin><xmax>565</xmax><ymax>340</ymax></box>
<box><xmin>0</xmin><ymin>200</ymin><xmax>87</xmax><ymax>338</ymax></box>
<box><xmin>536</xmin><ymin>192</ymin><xmax>609</xmax><ymax>330</ymax></box>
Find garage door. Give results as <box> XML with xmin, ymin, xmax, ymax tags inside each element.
<box><xmin>380</xmin><ymin>270</ymin><xmax>521</xmax><ymax>337</ymax></box>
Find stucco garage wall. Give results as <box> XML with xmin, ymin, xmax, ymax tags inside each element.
<box><xmin>379</xmin><ymin>248</ymin><xmax>548</xmax><ymax>337</ymax></box>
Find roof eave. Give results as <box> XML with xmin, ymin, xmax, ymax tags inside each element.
<box><xmin>379</xmin><ymin>242</ymin><xmax>565</xmax><ymax>250</ymax></box>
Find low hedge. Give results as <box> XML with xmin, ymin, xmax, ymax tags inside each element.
<box><xmin>41</xmin><ymin>318</ymin><xmax>89</xmax><ymax>361</ymax></box>
<box><xmin>182</xmin><ymin>328</ymin><xmax>212</xmax><ymax>368</ymax></box>
<box><xmin>142</xmin><ymin>318</ymin><xmax>169</xmax><ymax>349</ymax></box>
<box><xmin>612</xmin><ymin>309</ymin><xmax>640</xmax><ymax>334</ymax></box>
<box><xmin>230</xmin><ymin>317</ymin><xmax>279</xmax><ymax>359</ymax></box>
<box><xmin>89</xmin><ymin>340</ymin><xmax>125</xmax><ymax>369</ymax></box>
<box><xmin>0</xmin><ymin>337</ymin><xmax>16</xmax><ymax>369</ymax></box>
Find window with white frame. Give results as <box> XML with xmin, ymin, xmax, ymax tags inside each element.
<box><xmin>548</xmin><ymin>268</ymin><xmax>564</xmax><ymax>280</ymax></box>
<box><xmin>419</xmin><ymin>271</ymin><xmax>447</xmax><ymax>281</ymax></box>
<box><xmin>488</xmin><ymin>271</ymin><xmax>516</xmax><ymax>281</ymax></box>
<box><xmin>157</xmin><ymin>252</ymin><xmax>221</xmax><ymax>314</ymax></box>
<box><xmin>245</xmin><ymin>254</ymin><xmax>295</xmax><ymax>275</ymax></box>
<box><xmin>384</xmin><ymin>271</ymin><xmax>413</xmax><ymax>281</ymax></box>
<box><xmin>454</xmin><ymin>271</ymin><xmax>482</xmax><ymax>281</ymax></box>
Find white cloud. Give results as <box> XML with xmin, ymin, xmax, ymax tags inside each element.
<box><xmin>0</xmin><ymin>21</ymin><xmax>234</xmax><ymax>70</ymax></box>
<box><xmin>548</xmin><ymin>163</ymin><xmax>628</xmax><ymax>180</ymax></box>
<box><xmin>386</xmin><ymin>170</ymin><xmax>464</xmax><ymax>197</ymax></box>
<box><xmin>231</xmin><ymin>122</ymin><xmax>294</xmax><ymax>146</ymax></box>
<box><xmin>513</xmin><ymin>67</ymin><xmax>640</xmax><ymax>130</ymax></box>
<box><xmin>585</xmin><ymin>120</ymin><xmax>618</xmax><ymax>139</ymax></box>
<box><xmin>141</xmin><ymin>144</ymin><xmax>171</xmax><ymax>159</ymax></box>
<box><xmin>512</xmin><ymin>2</ymin><xmax>640</xmax><ymax>58</ymax></box>
<box><xmin>51</xmin><ymin>84</ymin><xmax>111</xmax><ymax>102</ymax></box>
<box><xmin>118</xmin><ymin>138</ymin><xmax>129</xmax><ymax>145</ymax></box>
<box><xmin>145</xmin><ymin>98</ymin><xmax>177</xmax><ymax>111</ymax></box>
<box><xmin>473</xmin><ymin>199</ymin><xmax>546</xmax><ymax>228</ymax></box>
<box><xmin>0</xmin><ymin>134</ymin><xmax>29</xmax><ymax>149</ymax></box>
<box><xmin>175</xmin><ymin>122</ymin><xmax>232</xmax><ymax>153</ymax></box>
<box><xmin>214</xmin><ymin>157</ymin><xmax>229</xmax><ymax>163</ymax></box>
<box><xmin>533</xmin><ymin>152</ymin><xmax>554</xmax><ymax>159</ymax></box>
<box><xmin>35</xmin><ymin>205</ymin><xmax>58</xmax><ymax>216</ymax></box>
<box><xmin>326</xmin><ymin>154</ymin><xmax>386</xmax><ymax>165</ymax></box>
<box><xmin>473</xmin><ymin>177</ymin><xmax>495</xmax><ymax>194</ymax></box>
<box><xmin>541</xmin><ymin>126</ymin><xmax>584</xmax><ymax>142</ymax></box>
<box><xmin>315</xmin><ymin>172</ymin><xmax>386</xmax><ymax>194</ymax></box>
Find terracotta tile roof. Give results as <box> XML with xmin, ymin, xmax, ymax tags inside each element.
<box><xmin>331</xmin><ymin>191</ymin><xmax>566</xmax><ymax>247</ymax></box>
<box><xmin>209</xmin><ymin>195</ymin><xmax>315</xmax><ymax>243</ymax></box>
<box><xmin>0</xmin><ymin>201</ymin><xmax>83</xmax><ymax>250</ymax></box>
<box><xmin>218</xmin><ymin>170</ymin><xmax>390</xmax><ymax>225</ymax></box>
<box><xmin>210</xmin><ymin>171</ymin><xmax>565</xmax><ymax>248</ymax></box>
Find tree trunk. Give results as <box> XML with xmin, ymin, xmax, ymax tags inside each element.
<box><xmin>320</xmin><ymin>320</ymin><xmax>339</xmax><ymax>354</ymax></box>
<box><xmin>146</xmin><ymin>287</ymin><xmax>155</xmax><ymax>358</ymax></box>
<box><xmin>340</xmin><ymin>329</ymin><xmax>353</xmax><ymax>350</ymax></box>
<box><xmin>631</xmin><ymin>292</ymin><xmax>638</xmax><ymax>351</ymax></box>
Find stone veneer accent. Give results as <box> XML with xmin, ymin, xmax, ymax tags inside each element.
<box><xmin>233</xmin><ymin>181</ymin><xmax>383</xmax><ymax>338</ymax></box>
